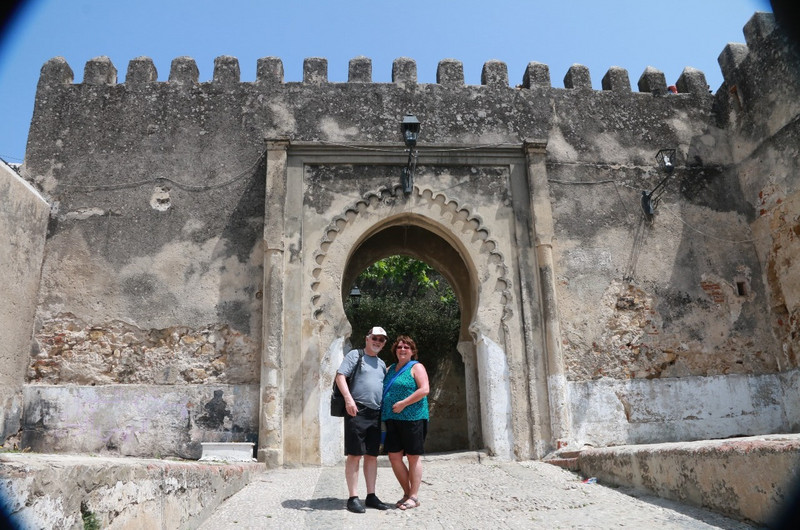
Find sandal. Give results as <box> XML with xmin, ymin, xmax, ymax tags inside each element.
<box><xmin>395</xmin><ymin>495</ymin><xmax>409</xmax><ymax>508</ymax></box>
<box><xmin>398</xmin><ymin>497</ymin><xmax>420</xmax><ymax>510</ymax></box>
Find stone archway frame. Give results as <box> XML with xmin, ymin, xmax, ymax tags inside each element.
<box><xmin>260</xmin><ymin>140</ymin><xmax>566</xmax><ymax>466</ymax></box>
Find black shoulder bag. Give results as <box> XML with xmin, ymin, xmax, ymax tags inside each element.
<box><xmin>330</xmin><ymin>349</ymin><xmax>364</xmax><ymax>417</ymax></box>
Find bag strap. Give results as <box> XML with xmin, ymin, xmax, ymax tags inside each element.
<box><xmin>347</xmin><ymin>349</ymin><xmax>364</xmax><ymax>387</ymax></box>
<box><xmin>383</xmin><ymin>360</ymin><xmax>417</xmax><ymax>400</ymax></box>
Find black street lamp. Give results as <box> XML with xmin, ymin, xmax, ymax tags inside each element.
<box><xmin>349</xmin><ymin>286</ymin><xmax>362</xmax><ymax>307</ymax></box>
<box><xmin>401</xmin><ymin>114</ymin><xmax>420</xmax><ymax>147</ymax></box>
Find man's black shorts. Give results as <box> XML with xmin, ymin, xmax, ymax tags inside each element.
<box><xmin>383</xmin><ymin>418</ymin><xmax>428</xmax><ymax>455</ymax></box>
<box><xmin>344</xmin><ymin>403</ymin><xmax>381</xmax><ymax>456</ymax></box>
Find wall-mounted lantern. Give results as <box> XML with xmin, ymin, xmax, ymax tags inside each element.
<box><xmin>400</xmin><ymin>114</ymin><xmax>420</xmax><ymax>195</ymax></box>
<box><xmin>641</xmin><ymin>148</ymin><xmax>677</xmax><ymax>221</ymax></box>
<box><xmin>655</xmin><ymin>148</ymin><xmax>676</xmax><ymax>173</ymax></box>
<box><xmin>349</xmin><ymin>286</ymin><xmax>362</xmax><ymax>307</ymax></box>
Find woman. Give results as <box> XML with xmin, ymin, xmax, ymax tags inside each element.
<box><xmin>381</xmin><ymin>335</ymin><xmax>430</xmax><ymax>510</ymax></box>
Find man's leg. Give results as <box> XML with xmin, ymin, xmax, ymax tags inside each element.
<box><xmin>362</xmin><ymin>454</ymin><xmax>390</xmax><ymax>509</ymax></box>
<box><xmin>362</xmin><ymin>414</ymin><xmax>389</xmax><ymax>510</ymax></box>
<box><xmin>345</xmin><ymin>455</ymin><xmax>361</xmax><ymax>497</ymax></box>
<box><xmin>363</xmin><ymin>454</ymin><xmax>378</xmax><ymax>494</ymax></box>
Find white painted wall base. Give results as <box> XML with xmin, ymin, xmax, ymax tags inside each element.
<box><xmin>21</xmin><ymin>384</ymin><xmax>259</xmax><ymax>459</ymax></box>
<box><xmin>568</xmin><ymin>370</ymin><xmax>800</xmax><ymax>447</ymax></box>
<box><xmin>320</xmin><ymin>337</ymin><xmax>346</xmax><ymax>466</ymax></box>
<box><xmin>475</xmin><ymin>335</ymin><xmax>514</xmax><ymax>458</ymax></box>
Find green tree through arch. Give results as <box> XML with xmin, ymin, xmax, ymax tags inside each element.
<box><xmin>345</xmin><ymin>255</ymin><xmax>460</xmax><ymax>371</ymax></box>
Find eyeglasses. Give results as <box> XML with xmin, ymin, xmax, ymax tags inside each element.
<box><xmin>370</xmin><ymin>335</ymin><xmax>386</xmax><ymax>343</ymax></box>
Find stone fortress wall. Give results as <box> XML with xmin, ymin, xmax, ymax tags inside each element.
<box><xmin>1</xmin><ymin>11</ymin><xmax>798</xmax><ymax>462</ymax></box>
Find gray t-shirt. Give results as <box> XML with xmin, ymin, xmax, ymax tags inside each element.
<box><xmin>337</xmin><ymin>348</ymin><xmax>387</xmax><ymax>411</ymax></box>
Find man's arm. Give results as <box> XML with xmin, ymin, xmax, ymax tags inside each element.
<box><xmin>335</xmin><ymin>372</ymin><xmax>358</xmax><ymax>417</ymax></box>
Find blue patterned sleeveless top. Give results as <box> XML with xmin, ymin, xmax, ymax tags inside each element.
<box><xmin>381</xmin><ymin>363</ymin><xmax>429</xmax><ymax>421</ymax></box>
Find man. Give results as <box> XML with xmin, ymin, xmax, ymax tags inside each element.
<box><xmin>335</xmin><ymin>326</ymin><xmax>391</xmax><ymax>513</ymax></box>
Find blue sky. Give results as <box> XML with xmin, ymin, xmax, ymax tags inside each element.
<box><xmin>0</xmin><ymin>0</ymin><xmax>772</xmax><ymax>164</ymax></box>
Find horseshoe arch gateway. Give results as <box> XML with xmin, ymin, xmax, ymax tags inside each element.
<box><xmin>257</xmin><ymin>139</ymin><xmax>570</xmax><ymax>466</ymax></box>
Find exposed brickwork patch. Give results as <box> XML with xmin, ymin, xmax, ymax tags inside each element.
<box><xmin>563</xmin><ymin>281</ymin><xmax>780</xmax><ymax>380</ymax></box>
<box><xmin>700</xmin><ymin>281</ymin><xmax>726</xmax><ymax>304</ymax></box>
<box><xmin>761</xmin><ymin>191</ymin><xmax>800</xmax><ymax>368</ymax></box>
<box><xmin>29</xmin><ymin>314</ymin><xmax>259</xmax><ymax>385</ymax></box>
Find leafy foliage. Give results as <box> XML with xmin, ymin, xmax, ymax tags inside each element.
<box><xmin>345</xmin><ymin>255</ymin><xmax>460</xmax><ymax>378</ymax></box>
<box><xmin>356</xmin><ymin>255</ymin><xmax>455</xmax><ymax>303</ymax></box>
<box><xmin>81</xmin><ymin>501</ymin><xmax>100</xmax><ymax>530</ymax></box>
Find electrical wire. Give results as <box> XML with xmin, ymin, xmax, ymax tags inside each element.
<box><xmin>42</xmin><ymin>147</ymin><xmax>792</xmax><ymax>247</ymax></box>
<box><xmin>61</xmin><ymin>150</ymin><xmax>266</xmax><ymax>192</ymax></box>
<box><xmin>659</xmin><ymin>203</ymin><xmax>779</xmax><ymax>244</ymax></box>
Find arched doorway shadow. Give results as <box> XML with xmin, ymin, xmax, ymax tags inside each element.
<box><xmin>342</xmin><ymin>222</ymin><xmax>479</xmax><ymax>453</ymax></box>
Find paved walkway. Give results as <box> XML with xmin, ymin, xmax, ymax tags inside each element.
<box><xmin>198</xmin><ymin>452</ymin><xmax>755</xmax><ymax>529</ymax></box>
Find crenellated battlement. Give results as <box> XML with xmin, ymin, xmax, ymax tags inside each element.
<box><xmin>25</xmin><ymin>9</ymin><xmax>796</xmax><ymax>187</ymax></box>
<box><xmin>38</xmin><ymin>53</ymin><xmax>711</xmax><ymax>95</ymax></box>
<box><xmin>43</xmin><ymin>17</ymin><xmax>792</xmax><ymax>98</ymax></box>
<box><xmin>718</xmin><ymin>11</ymin><xmax>782</xmax><ymax>88</ymax></box>
<box><xmin>25</xmin><ymin>10</ymin><xmax>794</xmax><ymax>177</ymax></box>
<box><xmin>714</xmin><ymin>11</ymin><xmax>800</xmax><ymax>141</ymax></box>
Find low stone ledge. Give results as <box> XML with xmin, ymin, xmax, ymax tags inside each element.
<box><xmin>576</xmin><ymin>434</ymin><xmax>800</xmax><ymax>526</ymax></box>
<box><xmin>0</xmin><ymin>453</ymin><xmax>263</xmax><ymax>529</ymax></box>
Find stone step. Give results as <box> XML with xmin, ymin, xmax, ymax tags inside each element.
<box><xmin>544</xmin><ymin>456</ymin><xmax>580</xmax><ymax>471</ymax></box>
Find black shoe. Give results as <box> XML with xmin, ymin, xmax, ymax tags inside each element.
<box><xmin>365</xmin><ymin>494</ymin><xmax>390</xmax><ymax>510</ymax></box>
<box><xmin>347</xmin><ymin>497</ymin><xmax>365</xmax><ymax>513</ymax></box>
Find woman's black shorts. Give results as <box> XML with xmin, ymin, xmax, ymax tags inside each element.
<box><xmin>383</xmin><ymin>418</ymin><xmax>428</xmax><ymax>455</ymax></box>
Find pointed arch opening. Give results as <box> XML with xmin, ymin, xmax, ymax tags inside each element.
<box><xmin>341</xmin><ymin>217</ymin><xmax>482</xmax><ymax>452</ymax></box>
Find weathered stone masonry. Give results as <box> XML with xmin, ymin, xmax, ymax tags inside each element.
<box><xmin>2</xmin><ymin>11</ymin><xmax>798</xmax><ymax>464</ymax></box>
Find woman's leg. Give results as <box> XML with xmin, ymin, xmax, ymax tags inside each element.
<box><xmin>388</xmin><ymin>451</ymin><xmax>410</xmax><ymax>496</ymax></box>
<box><xmin>398</xmin><ymin>455</ymin><xmax>422</xmax><ymax>509</ymax></box>
<box><xmin>407</xmin><ymin>454</ymin><xmax>423</xmax><ymax>499</ymax></box>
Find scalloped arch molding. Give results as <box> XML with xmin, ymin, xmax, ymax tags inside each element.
<box><xmin>311</xmin><ymin>185</ymin><xmax>513</xmax><ymax>328</ymax></box>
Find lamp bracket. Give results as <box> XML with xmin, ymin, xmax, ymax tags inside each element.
<box><xmin>399</xmin><ymin>113</ymin><xmax>421</xmax><ymax>195</ymax></box>
<box><xmin>401</xmin><ymin>148</ymin><xmax>418</xmax><ymax>195</ymax></box>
